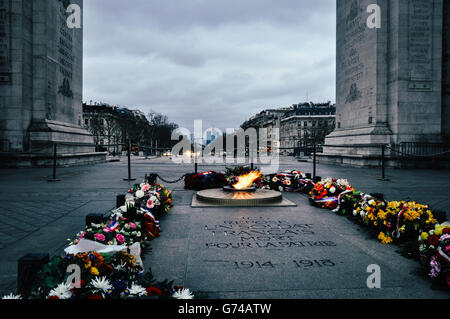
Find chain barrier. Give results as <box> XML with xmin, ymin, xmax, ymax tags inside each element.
<box><xmin>155</xmin><ymin>173</ymin><xmax>187</xmax><ymax>184</ymax></box>
<box><xmin>385</xmin><ymin>145</ymin><xmax>450</xmax><ymax>158</ymax></box>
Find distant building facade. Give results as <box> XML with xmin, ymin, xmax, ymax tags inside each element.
<box><xmin>280</xmin><ymin>102</ymin><xmax>336</xmax><ymax>155</ymax></box>
<box><xmin>241</xmin><ymin>102</ymin><xmax>336</xmax><ymax>156</ymax></box>
<box><xmin>82</xmin><ymin>103</ymin><xmax>124</xmax><ymax>154</ymax></box>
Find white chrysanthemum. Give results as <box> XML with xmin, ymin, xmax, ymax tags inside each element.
<box><xmin>2</xmin><ymin>293</ymin><xmax>22</xmax><ymax>299</ymax></box>
<box><xmin>120</xmin><ymin>205</ymin><xmax>128</xmax><ymax>212</ymax></box>
<box><xmin>353</xmin><ymin>210</ymin><xmax>358</xmax><ymax>216</ymax></box>
<box><xmin>337</xmin><ymin>179</ymin><xmax>349</xmax><ymax>186</ymax></box>
<box><xmin>135</xmin><ymin>190</ymin><xmax>145</xmax><ymax>198</ymax></box>
<box><xmin>90</xmin><ymin>277</ymin><xmax>112</xmax><ymax>293</ymax></box>
<box><xmin>129</xmin><ymin>283</ymin><xmax>147</xmax><ymax>297</ymax></box>
<box><xmin>172</xmin><ymin>288</ymin><xmax>194</xmax><ymax>299</ymax></box>
<box><xmin>329</xmin><ymin>187</ymin><xmax>336</xmax><ymax>194</ymax></box>
<box><xmin>48</xmin><ymin>282</ymin><xmax>72</xmax><ymax>299</ymax></box>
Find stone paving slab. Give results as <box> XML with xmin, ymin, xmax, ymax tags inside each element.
<box><xmin>0</xmin><ymin>157</ymin><xmax>449</xmax><ymax>298</ymax></box>
<box><xmin>143</xmin><ymin>192</ymin><xmax>450</xmax><ymax>299</ymax></box>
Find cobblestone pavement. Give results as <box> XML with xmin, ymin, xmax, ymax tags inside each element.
<box><xmin>0</xmin><ymin>156</ymin><xmax>449</xmax><ymax>297</ymax></box>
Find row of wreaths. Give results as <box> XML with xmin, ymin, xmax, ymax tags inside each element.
<box><xmin>184</xmin><ymin>167</ymin><xmax>450</xmax><ymax>289</ymax></box>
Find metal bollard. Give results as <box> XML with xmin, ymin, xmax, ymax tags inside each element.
<box><xmin>18</xmin><ymin>253</ymin><xmax>49</xmax><ymax>297</ymax></box>
<box><xmin>86</xmin><ymin>213</ymin><xmax>104</xmax><ymax>227</ymax></box>
<box><xmin>116</xmin><ymin>194</ymin><xmax>126</xmax><ymax>208</ymax></box>
<box><xmin>313</xmin><ymin>143</ymin><xmax>317</xmax><ymax>178</ymax></box>
<box><xmin>123</xmin><ymin>141</ymin><xmax>136</xmax><ymax>181</ymax></box>
<box><xmin>378</xmin><ymin>144</ymin><xmax>390</xmax><ymax>181</ymax></box>
<box><xmin>313</xmin><ymin>176</ymin><xmax>322</xmax><ymax>184</ymax></box>
<box><xmin>146</xmin><ymin>173</ymin><xmax>158</xmax><ymax>185</ymax></box>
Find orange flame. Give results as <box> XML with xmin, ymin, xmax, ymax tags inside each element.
<box><xmin>233</xmin><ymin>171</ymin><xmax>261</xmax><ymax>190</ymax></box>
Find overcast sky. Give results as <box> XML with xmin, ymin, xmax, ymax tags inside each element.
<box><xmin>83</xmin><ymin>0</ymin><xmax>336</xmax><ymax>131</ymax></box>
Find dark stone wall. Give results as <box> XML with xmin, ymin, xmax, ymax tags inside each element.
<box><xmin>443</xmin><ymin>0</ymin><xmax>450</xmax><ymax>140</ymax></box>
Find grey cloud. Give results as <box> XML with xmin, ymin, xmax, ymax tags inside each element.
<box><xmin>83</xmin><ymin>0</ymin><xmax>336</xmax><ymax>131</ymax></box>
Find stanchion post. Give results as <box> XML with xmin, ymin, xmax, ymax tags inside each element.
<box><xmin>123</xmin><ymin>140</ymin><xmax>136</xmax><ymax>181</ymax></box>
<box><xmin>382</xmin><ymin>144</ymin><xmax>385</xmax><ymax>179</ymax></box>
<box><xmin>18</xmin><ymin>254</ymin><xmax>50</xmax><ymax>297</ymax></box>
<box><xmin>116</xmin><ymin>194</ymin><xmax>126</xmax><ymax>208</ymax></box>
<box><xmin>48</xmin><ymin>143</ymin><xmax>60</xmax><ymax>182</ymax></box>
<box><xmin>146</xmin><ymin>173</ymin><xmax>158</xmax><ymax>185</ymax></box>
<box><xmin>378</xmin><ymin>144</ymin><xmax>390</xmax><ymax>181</ymax></box>
<box><xmin>313</xmin><ymin>142</ymin><xmax>317</xmax><ymax>178</ymax></box>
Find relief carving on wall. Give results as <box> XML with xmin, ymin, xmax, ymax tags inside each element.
<box><xmin>58</xmin><ymin>78</ymin><xmax>73</xmax><ymax>98</ymax></box>
<box><xmin>345</xmin><ymin>83</ymin><xmax>362</xmax><ymax>104</ymax></box>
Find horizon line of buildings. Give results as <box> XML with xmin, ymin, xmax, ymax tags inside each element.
<box><xmin>241</xmin><ymin>101</ymin><xmax>336</xmax><ymax>156</ymax></box>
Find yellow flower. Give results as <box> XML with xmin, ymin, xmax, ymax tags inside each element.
<box><xmin>421</xmin><ymin>232</ymin><xmax>429</xmax><ymax>241</ymax></box>
<box><xmin>377</xmin><ymin>210</ymin><xmax>387</xmax><ymax>220</ymax></box>
<box><xmin>434</xmin><ymin>225</ymin><xmax>443</xmax><ymax>236</ymax></box>
<box><xmin>90</xmin><ymin>267</ymin><xmax>99</xmax><ymax>276</ymax></box>
<box><xmin>399</xmin><ymin>225</ymin><xmax>406</xmax><ymax>233</ymax></box>
<box><xmin>378</xmin><ymin>232</ymin><xmax>393</xmax><ymax>244</ymax></box>
<box><xmin>84</xmin><ymin>261</ymin><xmax>91</xmax><ymax>269</ymax></box>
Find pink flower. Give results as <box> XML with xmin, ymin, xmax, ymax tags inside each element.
<box><xmin>116</xmin><ymin>234</ymin><xmax>125</xmax><ymax>244</ymax></box>
<box><xmin>103</xmin><ymin>227</ymin><xmax>112</xmax><ymax>233</ymax></box>
<box><xmin>129</xmin><ymin>222</ymin><xmax>137</xmax><ymax>229</ymax></box>
<box><xmin>142</xmin><ymin>184</ymin><xmax>151</xmax><ymax>192</ymax></box>
<box><xmin>146</xmin><ymin>199</ymin><xmax>155</xmax><ymax>209</ymax></box>
<box><xmin>94</xmin><ymin>233</ymin><xmax>106</xmax><ymax>242</ymax></box>
<box><xmin>78</xmin><ymin>232</ymin><xmax>86</xmax><ymax>239</ymax></box>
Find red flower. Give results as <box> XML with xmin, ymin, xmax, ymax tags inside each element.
<box><xmin>47</xmin><ymin>296</ymin><xmax>60</xmax><ymax>300</ymax></box>
<box><xmin>146</xmin><ymin>286</ymin><xmax>162</xmax><ymax>296</ymax></box>
<box><xmin>88</xmin><ymin>294</ymin><xmax>104</xmax><ymax>299</ymax></box>
<box><xmin>428</xmin><ymin>235</ymin><xmax>440</xmax><ymax>246</ymax></box>
<box><xmin>443</xmin><ymin>228</ymin><xmax>450</xmax><ymax>235</ymax></box>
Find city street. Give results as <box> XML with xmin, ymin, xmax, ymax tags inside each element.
<box><xmin>0</xmin><ymin>156</ymin><xmax>449</xmax><ymax>298</ymax></box>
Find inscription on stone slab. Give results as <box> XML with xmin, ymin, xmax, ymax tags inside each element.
<box><xmin>0</xmin><ymin>0</ymin><xmax>11</xmax><ymax>83</ymax></box>
<box><xmin>336</xmin><ymin>0</ymin><xmax>376</xmax><ymax>129</ymax></box>
<box><xmin>57</xmin><ymin>1</ymin><xmax>74</xmax><ymax>98</ymax></box>
<box><xmin>443</xmin><ymin>3</ymin><xmax>450</xmax><ymax>93</ymax></box>
<box><xmin>408</xmin><ymin>0</ymin><xmax>433</xmax><ymax>91</ymax></box>
<box><xmin>196</xmin><ymin>216</ymin><xmax>344</xmax><ymax>280</ymax></box>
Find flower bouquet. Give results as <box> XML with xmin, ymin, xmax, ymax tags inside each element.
<box><xmin>418</xmin><ymin>223</ymin><xmax>450</xmax><ymax>288</ymax></box>
<box><xmin>184</xmin><ymin>171</ymin><xmax>226</xmax><ymax>190</ymax></box>
<box><xmin>309</xmin><ymin>178</ymin><xmax>354</xmax><ymax>209</ymax></box>
<box><xmin>125</xmin><ymin>182</ymin><xmax>173</xmax><ymax>218</ymax></box>
<box><xmin>262</xmin><ymin>170</ymin><xmax>314</xmax><ymax>193</ymax></box>
<box><xmin>333</xmin><ymin>190</ymin><xmax>364</xmax><ymax>216</ymax></box>
<box><xmin>18</xmin><ymin>251</ymin><xmax>193</xmax><ymax>299</ymax></box>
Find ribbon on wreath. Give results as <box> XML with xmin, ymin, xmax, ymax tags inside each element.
<box><xmin>331</xmin><ymin>190</ymin><xmax>355</xmax><ymax>213</ymax></box>
<box><xmin>103</xmin><ymin>215</ymin><xmax>120</xmax><ymax>233</ymax></box>
<box><xmin>140</xmin><ymin>207</ymin><xmax>161</xmax><ymax>239</ymax></box>
<box><xmin>392</xmin><ymin>205</ymin><xmax>407</xmax><ymax>239</ymax></box>
<box><xmin>313</xmin><ymin>196</ymin><xmax>339</xmax><ymax>207</ymax></box>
